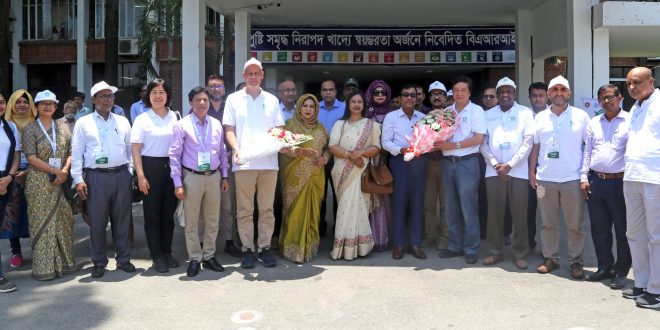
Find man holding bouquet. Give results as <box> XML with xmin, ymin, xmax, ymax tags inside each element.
<box><xmin>480</xmin><ymin>77</ymin><xmax>535</xmax><ymax>269</ymax></box>
<box><xmin>223</xmin><ymin>58</ymin><xmax>285</xmax><ymax>269</ymax></box>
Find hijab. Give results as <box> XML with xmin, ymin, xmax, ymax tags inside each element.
<box><xmin>5</xmin><ymin>89</ymin><xmax>37</xmax><ymax>133</ymax></box>
<box><xmin>365</xmin><ymin>80</ymin><xmax>392</xmax><ymax>119</ymax></box>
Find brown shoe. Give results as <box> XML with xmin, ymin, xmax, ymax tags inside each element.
<box><xmin>514</xmin><ymin>258</ymin><xmax>529</xmax><ymax>270</ymax></box>
<box><xmin>482</xmin><ymin>254</ymin><xmax>504</xmax><ymax>265</ymax></box>
<box><xmin>407</xmin><ymin>246</ymin><xmax>427</xmax><ymax>259</ymax></box>
<box><xmin>536</xmin><ymin>258</ymin><xmax>559</xmax><ymax>274</ymax></box>
<box><xmin>392</xmin><ymin>246</ymin><xmax>404</xmax><ymax>260</ymax></box>
<box><xmin>570</xmin><ymin>263</ymin><xmax>584</xmax><ymax>280</ymax></box>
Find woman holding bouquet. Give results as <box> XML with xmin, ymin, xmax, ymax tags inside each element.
<box><xmin>279</xmin><ymin>94</ymin><xmax>329</xmax><ymax>263</ymax></box>
<box><xmin>328</xmin><ymin>91</ymin><xmax>381</xmax><ymax>260</ymax></box>
<box><xmin>365</xmin><ymin>80</ymin><xmax>393</xmax><ymax>251</ymax></box>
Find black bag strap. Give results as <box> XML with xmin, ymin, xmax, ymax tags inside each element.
<box><xmin>1</xmin><ymin>115</ymin><xmax>16</xmax><ymax>174</ymax></box>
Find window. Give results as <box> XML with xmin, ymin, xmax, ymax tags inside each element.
<box><xmin>22</xmin><ymin>0</ymin><xmax>77</xmax><ymax>40</ymax></box>
<box><xmin>22</xmin><ymin>0</ymin><xmax>43</xmax><ymax>39</ymax></box>
<box><xmin>93</xmin><ymin>0</ymin><xmax>142</xmax><ymax>38</ymax></box>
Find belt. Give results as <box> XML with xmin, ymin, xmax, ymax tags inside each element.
<box><xmin>590</xmin><ymin>170</ymin><xmax>624</xmax><ymax>180</ymax></box>
<box><xmin>183</xmin><ymin>166</ymin><xmax>218</xmax><ymax>176</ymax></box>
<box><xmin>86</xmin><ymin>164</ymin><xmax>128</xmax><ymax>174</ymax></box>
<box><xmin>444</xmin><ymin>153</ymin><xmax>478</xmax><ymax>162</ymax></box>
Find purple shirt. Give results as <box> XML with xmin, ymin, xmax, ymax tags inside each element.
<box><xmin>169</xmin><ymin>113</ymin><xmax>229</xmax><ymax>187</ymax></box>
<box><xmin>580</xmin><ymin>109</ymin><xmax>631</xmax><ymax>182</ymax></box>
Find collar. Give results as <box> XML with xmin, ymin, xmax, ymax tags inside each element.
<box><xmin>191</xmin><ymin>113</ymin><xmax>208</xmax><ymax>125</ymax></box>
<box><xmin>395</xmin><ymin>108</ymin><xmax>422</xmax><ymax>119</ymax></box>
<box><xmin>599</xmin><ymin>108</ymin><xmax>627</xmax><ymax>122</ymax></box>
<box><xmin>280</xmin><ymin>102</ymin><xmax>295</xmax><ymax>113</ymax></box>
<box><xmin>93</xmin><ymin>110</ymin><xmax>114</xmax><ymax>121</ymax></box>
<box><xmin>321</xmin><ymin>99</ymin><xmax>342</xmax><ymax>110</ymax></box>
<box><xmin>635</xmin><ymin>88</ymin><xmax>660</xmax><ymax>108</ymax></box>
<box><xmin>147</xmin><ymin>109</ymin><xmax>175</xmax><ymax>120</ymax></box>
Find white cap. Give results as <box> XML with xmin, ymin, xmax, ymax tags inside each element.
<box><xmin>243</xmin><ymin>57</ymin><xmax>263</xmax><ymax>71</ymax></box>
<box><xmin>447</xmin><ymin>90</ymin><xmax>453</xmax><ymax>97</ymax></box>
<box><xmin>496</xmin><ymin>77</ymin><xmax>516</xmax><ymax>90</ymax></box>
<box><xmin>90</xmin><ymin>81</ymin><xmax>118</xmax><ymax>97</ymax></box>
<box><xmin>33</xmin><ymin>90</ymin><xmax>59</xmax><ymax>104</ymax></box>
<box><xmin>428</xmin><ymin>81</ymin><xmax>447</xmax><ymax>93</ymax></box>
<box><xmin>548</xmin><ymin>75</ymin><xmax>570</xmax><ymax>90</ymax></box>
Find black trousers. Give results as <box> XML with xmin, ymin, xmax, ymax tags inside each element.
<box><xmin>141</xmin><ymin>157</ymin><xmax>177</xmax><ymax>260</ymax></box>
<box><xmin>320</xmin><ymin>158</ymin><xmax>337</xmax><ymax>236</ymax></box>
<box><xmin>527</xmin><ymin>185</ymin><xmax>538</xmax><ymax>250</ymax></box>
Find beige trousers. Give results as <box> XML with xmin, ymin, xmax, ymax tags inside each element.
<box><xmin>486</xmin><ymin>176</ymin><xmax>529</xmax><ymax>259</ymax></box>
<box><xmin>183</xmin><ymin>170</ymin><xmax>221</xmax><ymax>262</ymax></box>
<box><xmin>423</xmin><ymin>158</ymin><xmax>448</xmax><ymax>249</ymax></box>
<box><xmin>235</xmin><ymin>170</ymin><xmax>278</xmax><ymax>252</ymax></box>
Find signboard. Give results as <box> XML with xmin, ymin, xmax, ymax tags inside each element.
<box><xmin>250</xmin><ymin>26</ymin><xmax>516</xmax><ymax>65</ymax></box>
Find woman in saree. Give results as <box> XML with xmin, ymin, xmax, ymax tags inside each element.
<box><xmin>328</xmin><ymin>90</ymin><xmax>382</xmax><ymax>260</ymax></box>
<box><xmin>279</xmin><ymin>94</ymin><xmax>329</xmax><ymax>263</ymax></box>
<box><xmin>365</xmin><ymin>80</ymin><xmax>394</xmax><ymax>252</ymax></box>
<box><xmin>22</xmin><ymin>90</ymin><xmax>76</xmax><ymax>280</ymax></box>
<box><xmin>0</xmin><ymin>89</ymin><xmax>37</xmax><ymax>268</ymax></box>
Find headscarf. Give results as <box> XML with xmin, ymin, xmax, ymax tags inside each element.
<box><xmin>291</xmin><ymin>93</ymin><xmax>320</xmax><ymax>129</ymax></box>
<box><xmin>5</xmin><ymin>89</ymin><xmax>37</xmax><ymax>133</ymax></box>
<box><xmin>365</xmin><ymin>80</ymin><xmax>392</xmax><ymax>119</ymax></box>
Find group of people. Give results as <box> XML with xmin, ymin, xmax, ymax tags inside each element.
<box><xmin>0</xmin><ymin>59</ymin><xmax>657</xmax><ymax>310</ymax></box>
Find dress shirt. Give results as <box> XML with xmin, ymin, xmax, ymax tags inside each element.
<box><xmin>443</xmin><ymin>101</ymin><xmax>487</xmax><ymax>157</ymax></box>
<box><xmin>0</xmin><ymin>121</ymin><xmax>21</xmax><ymax>170</ymax></box>
<box><xmin>207</xmin><ymin>101</ymin><xmax>224</xmax><ymax>123</ymax></box>
<box><xmin>280</xmin><ymin>102</ymin><xmax>295</xmax><ymax>122</ymax></box>
<box><xmin>130</xmin><ymin>109</ymin><xmax>178</xmax><ymax>157</ymax></box>
<box><xmin>580</xmin><ymin>109</ymin><xmax>630</xmax><ymax>182</ymax></box>
<box><xmin>624</xmin><ymin>88</ymin><xmax>660</xmax><ymax>184</ymax></box>
<box><xmin>130</xmin><ymin>100</ymin><xmax>148</xmax><ymax>123</ymax></box>
<box><xmin>71</xmin><ymin>111</ymin><xmax>132</xmax><ymax>184</ymax></box>
<box><xmin>74</xmin><ymin>107</ymin><xmax>93</xmax><ymax>120</ymax></box>
<box><xmin>318</xmin><ymin>99</ymin><xmax>345</xmax><ymax>133</ymax></box>
<box><xmin>223</xmin><ymin>88</ymin><xmax>284</xmax><ymax>171</ymax></box>
<box><xmin>169</xmin><ymin>114</ymin><xmax>229</xmax><ymax>187</ymax></box>
<box><xmin>112</xmin><ymin>105</ymin><xmax>125</xmax><ymax>117</ymax></box>
<box><xmin>382</xmin><ymin>108</ymin><xmax>424</xmax><ymax>156</ymax></box>
<box><xmin>480</xmin><ymin>102</ymin><xmax>535</xmax><ymax>179</ymax></box>
<box><xmin>533</xmin><ymin>105</ymin><xmax>590</xmax><ymax>183</ymax></box>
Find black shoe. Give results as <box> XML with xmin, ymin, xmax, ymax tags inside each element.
<box><xmin>623</xmin><ymin>287</ymin><xmax>647</xmax><ymax>299</ymax></box>
<box><xmin>636</xmin><ymin>292</ymin><xmax>660</xmax><ymax>310</ymax></box>
<box><xmin>585</xmin><ymin>269</ymin><xmax>614</xmax><ymax>282</ymax></box>
<box><xmin>609</xmin><ymin>275</ymin><xmax>627</xmax><ymax>290</ymax></box>
<box><xmin>258</xmin><ymin>248</ymin><xmax>277</xmax><ymax>268</ymax></box>
<box><xmin>224</xmin><ymin>242</ymin><xmax>243</xmax><ymax>258</ymax></box>
<box><xmin>91</xmin><ymin>266</ymin><xmax>105</xmax><ymax>278</ymax></box>
<box><xmin>153</xmin><ymin>257</ymin><xmax>169</xmax><ymax>273</ymax></box>
<box><xmin>116</xmin><ymin>262</ymin><xmax>136</xmax><ymax>273</ymax></box>
<box><xmin>164</xmin><ymin>254</ymin><xmax>179</xmax><ymax>268</ymax></box>
<box><xmin>438</xmin><ymin>249</ymin><xmax>464</xmax><ymax>259</ymax></box>
<box><xmin>241</xmin><ymin>249</ymin><xmax>256</xmax><ymax>269</ymax></box>
<box><xmin>465</xmin><ymin>254</ymin><xmax>478</xmax><ymax>264</ymax></box>
<box><xmin>186</xmin><ymin>260</ymin><xmax>201</xmax><ymax>277</ymax></box>
<box><xmin>202</xmin><ymin>257</ymin><xmax>225</xmax><ymax>272</ymax></box>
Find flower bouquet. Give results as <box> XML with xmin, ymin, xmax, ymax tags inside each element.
<box><xmin>403</xmin><ymin>108</ymin><xmax>461</xmax><ymax>161</ymax></box>
<box><xmin>236</xmin><ymin>127</ymin><xmax>313</xmax><ymax>164</ymax></box>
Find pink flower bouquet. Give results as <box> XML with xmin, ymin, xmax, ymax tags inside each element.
<box><xmin>403</xmin><ymin>108</ymin><xmax>461</xmax><ymax>161</ymax></box>
<box><xmin>236</xmin><ymin>127</ymin><xmax>313</xmax><ymax>164</ymax></box>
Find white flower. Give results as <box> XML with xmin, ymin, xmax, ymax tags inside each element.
<box><xmin>430</xmin><ymin>122</ymin><xmax>441</xmax><ymax>130</ymax></box>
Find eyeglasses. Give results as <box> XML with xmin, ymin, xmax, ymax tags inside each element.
<box><xmin>401</xmin><ymin>92</ymin><xmax>417</xmax><ymax>99</ymax></box>
<box><xmin>38</xmin><ymin>102</ymin><xmax>57</xmax><ymax>108</ymax></box>
<box><xmin>321</xmin><ymin>88</ymin><xmax>336</xmax><ymax>93</ymax></box>
<box><xmin>208</xmin><ymin>84</ymin><xmax>225</xmax><ymax>89</ymax></box>
<box><xmin>95</xmin><ymin>94</ymin><xmax>116</xmax><ymax>100</ymax></box>
<box><xmin>373</xmin><ymin>90</ymin><xmax>388</xmax><ymax>97</ymax></box>
<box><xmin>430</xmin><ymin>92</ymin><xmax>446</xmax><ymax>98</ymax></box>
<box><xmin>483</xmin><ymin>95</ymin><xmax>496</xmax><ymax>99</ymax></box>
<box><xmin>279</xmin><ymin>88</ymin><xmax>296</xmax><ymax>94</ymax></box>
<box><xmin>599</xmin><ymin>95</ymin><xmax>618</xmax><ymax>102</ymax></box>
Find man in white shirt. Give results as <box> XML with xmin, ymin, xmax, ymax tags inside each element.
<box><xmin>528</xmin><ymin>75</ymin><xmax>590</xmax><ymax>279</ymax></box>
<box><xmin>621</xmin><ymin>67</ymin><xmax>660</xmax><ymax>309</ymax></box>
<box><xmin>72</xmin><ymin>81</ymin><xmax>134</xmax><ymax>279</ymax></box>
<box><xmin>435</xmin><ymin>76</ymin><xmax>487</xmax><ymax>265</ymax></box>
<box><xmin>223</xmin><ymin>58</ymin><xmax>285</xmax><ymax>269</ymax></box>
<box><xmin>480</xmin><ymin>77</ymin><xmax>534</xmax><ymax>269</ymax></box>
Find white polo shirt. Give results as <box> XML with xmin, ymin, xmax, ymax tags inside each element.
<box><xmin>624</xmin><ymin>88</ymin><xmax>660</xmax><ymax>185</ymax></box>
<box><xmin>0</xmin><ymin>121</ymin><xmax>21</xmax><ymax>170</ymax></box>
<box><xmin>130</xmin><ymin>109</ymin><xmax>178</xmax><ymax>157</ymax></box>
<box><xmin>533</xmin><ymin>105</ymin><xmax>590</xmax><ymax>182</ymax></box>
<box><xmin>482</xmin><ymin>102</ymin><xmax>535</xmax><ymax>179</ymax></box>
<box><xmin>443</xmin><ymin>101</ymin><xmax>487</xmax><ymax>157</ymax></box>
<box><xmin>223</xmin><ymin>88</ymin><xmax>284</xmax><ymax>171</ymax></box>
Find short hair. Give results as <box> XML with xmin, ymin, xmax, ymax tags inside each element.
<box><xmin>73</xmin><ymin>92</ymin><xmax>85</xmax><ymax>100</ymax></box>
<box><xmin>528</xmin><ymin>82</ymin><xmax>548</xmax><ymax>94</ymax></box>
<box><xmin>206</xmin><ymin>74</ymin><xmax>225</xmax><ymax>85</ymax></box>
<box><xmin>452</xmin><ymin>75</ymin><xmax>473</xmax><ymax>92</ymax></box>
<box><xmin>400</xmin><ymin>83</ymin><xmax>417</xmax><ymax>94</ymax></box>
<box><xmin>188</xmin><ymin>86</ymin><xmax>209</xmax><ymax>102</ymax></box>
<box><xmin>596</xmin><ymin>84</ymin><xmax>621</xmax><ymax>98</ymax></box>
<box><xmin>144</xmin><ymin>78</ymin><xmax>172</xmax><ymax>108</ymax></box>
<box><xmin>340</xmin><ymin>90</ymin><xmax>367</xmax><ymax>120</ymax></box>
<box><xmin>482</xmin><ymin>83</ymin><xmax>496</xmax><ymax>92</ymax></box>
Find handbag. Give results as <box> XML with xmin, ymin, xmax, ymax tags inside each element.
<box><xmin>62</xmin><ymin>174</ymin><xmax>76</xmax><ymax>201</ymax></box>
<box><xmin>361</xmin><ymin>157</ymin><xmax>393</xmax><ymax>194</ymax></box>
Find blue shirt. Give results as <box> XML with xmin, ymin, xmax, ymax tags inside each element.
<box><xmin>74</xmin><ymin>107</ymin><xmax>93</xmax><ymax>120</ymax></box>
<box><xmin>130</xmin><ymin>100</ymin><xmax>148</xmax><ymax>123</ymax></box>
<box><xmin>280</xmin><ymin>102</ymin><xmax>295</xmax><ymax>122</ymax></box>
<box><xmin>381</xmin><ymin>108</ymin><xmax>424</xmax><ymax>156</ymax></box>
<box><xmin>318</xmin><ymin>99</ymin><xmax>345</xmax><ymax>133</ymax></box>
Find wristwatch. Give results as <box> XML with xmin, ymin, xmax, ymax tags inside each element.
<box><xmin>456</xmin><ymin>142</ymin><xmax>462</xmax><ymax>149</ymax></box>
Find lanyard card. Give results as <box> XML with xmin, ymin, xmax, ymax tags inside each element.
<box><xmin>48</xmin><ymin>158</ymin><xmax>62</xmax><ymax>169</ymax></box>
<box><xmin>197</xmin><ymin>151</ymin><xmax>211</xmax><ymax>171</ymax></box>
<box><xmin>95</xmin><ymin>148</ymin><xmax>109</xmax><ymax>164</ymax></box>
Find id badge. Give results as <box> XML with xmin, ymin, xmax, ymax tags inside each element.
<box><xmin>197</xmin><ymin>152</ymin><xmax>211</xmax><ymax>171</ymax></box>
<box><xmin>500</xmin><ymin>142</ymin><xmax>511</xmax><ymax>150</ymax></box>
<box><xmin>20</xmin><ymin>153</ymin><xmax>27</xmax><ymax>164</ymax></box>
<box><xmin>48</xmin><ymin>158</ymin><xmax>62</xmax><ymax>169</ymax></box>
<box><xmin>547</xmin><ymin>146</ymin><xmax>560</xmax><ymax>159</ymax></box>
<box><xmin>95</xmin><ymin>150</ymin><xmax>109</xmax><ymax>164</ymax></box>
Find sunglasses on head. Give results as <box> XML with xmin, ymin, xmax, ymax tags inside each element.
<box><xmin>373</xmin><ymin>90</ymin><xmax>388</xmax><ymax>96</ymax></box>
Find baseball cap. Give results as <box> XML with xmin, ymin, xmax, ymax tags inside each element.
<box><xmin>447</xmin><ymin>90</ymin><xmax>453</xmax><ymax>97</ymax></box>
<box><xmin>243</xmin><ymin>57</ymin><xmax>263</xmax><ymax>71</ymax></box>
<box><xmin>428</xmin><ymin>81</ymin><xmax>447</xmax><ymax>93</ymax></box>
<box><xmin>90</xmin><ymin>81</ymin><xmax>118</xmax><ymax>97</ymax></box>
<box><xmin>547</xmin><ymin>75</ymin><xmax>570</xmax><ymax>90</ymax></box>
<box><xmin>33</xmin><ymin>90</ymin><xmax>59</xmax><ymax>104</ymax></box>
<box><xmin>496</xmin><ymin>77</ymin><xmax>516</xmax><ymax>90</ymax></box>
<box><xmin>344</xmin><ymin>78</ymin><xmax>359</xmax><ymax>88</ymax></box>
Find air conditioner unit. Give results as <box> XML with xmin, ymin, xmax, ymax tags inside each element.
<box><xmin>118</xmin><ymin>39</ymin><xmax>139</xmax><ymax>55</ymax></box>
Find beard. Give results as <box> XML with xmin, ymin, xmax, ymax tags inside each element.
<box><xmin>209</xmin><ymin>93</ymin><xmax>223</xmax><ymax>101</ymax></box>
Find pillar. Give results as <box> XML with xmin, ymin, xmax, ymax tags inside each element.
<box><xmin>515</xmin><ymin>9</ymin><xmax>533</xmax><ymax>105</ymax></box>
<box><xmin>234</xmin><ymin>10</ymin><xmax>251</xmax><ymax>85</ymax></box>
<box><xmin>181</xmin><ymin>0</ymin><xmax>205</xmax><ymax>114</ymax></box>
<box><xmin>76</xmin><ymin>0</ymin><xmax>92</xmax><ymax>101</ymax></box>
